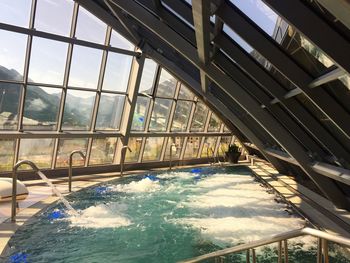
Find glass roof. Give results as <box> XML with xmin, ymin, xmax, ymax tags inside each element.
<box><xmin>0</xmin><ymin>0</ymin><xmax>233</xmax><ymax>173</ymax></box>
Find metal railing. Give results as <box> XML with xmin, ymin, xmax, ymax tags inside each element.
<box><xmin>207</xmin><ymin>147</ymin><xmax>216</xmax><ymax>166</ymax></box>
<box><xmin>178</xmin><ymin>227</ymin><xmax>350</xmax><ymax>263</ymax></box>
<box><xmin>68</xmin><ymin>150</ymin><xmax>86</xmax><ymax>192</ymax></box>
<box><xmin>11</xmin><ymin>160</ymin><xmax>40</xmax><ymax>222</ymax></box>
<box><xmin>120</xmin><ymin>145</ymin><xmax>132</xmax><ymax>176</ymax></box>
<box><xmin>169</xmin><ymin>143</ymin><xmax>179</xmax><ymax>170</ymax></box>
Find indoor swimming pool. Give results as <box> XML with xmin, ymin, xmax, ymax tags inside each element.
<box><xmin>3</xmin><ymin>166</ymin><xmax>349</xmax><ymax>262</ymax></box>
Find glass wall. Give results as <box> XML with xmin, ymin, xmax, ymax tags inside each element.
<box><xmin>0</xmin><ymin>0</ymin><xmax>233</xmax><ymax>173</ymax></box>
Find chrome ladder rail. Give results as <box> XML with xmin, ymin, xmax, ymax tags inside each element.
<box><xmin>178</xmin><ymin>227</ymin><xmax>350</xmax><ymax>263</ymax></box>
<box><xmin>68</xmin><ymin>150</ymin><xmax>86</xmax><ymax>192</ymax></box>
<box><xmin>120</xmin><ymin>145</ymin><xmax>132</xmax><ymax>176</ymax></box>
<box><xmin>169</xmin><ymin>143</ymin><xmax>178</xmax><ymax>170</ymax></box>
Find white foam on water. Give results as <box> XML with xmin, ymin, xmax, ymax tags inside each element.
<box><xmin>171</xmin><ymin>173</ymin><xmax>306</xmax><ymax>246</ymax></box>
<box><xmin>112</xmin><ymin>177</ymin><xmax>161</xmax><ymax>193</ymax></box>
<box><xmin>157</xmin><ymin>171</ymin><xmax>196</xmax><ymax>180</ymax></box>
<box><xmin>67</xmin><ymin>203</ymin><xmax>132</xmax><ymax>229</ymax></box>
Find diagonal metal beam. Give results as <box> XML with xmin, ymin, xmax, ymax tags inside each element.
<box><xmin>304</xmin><ymin>0</ymin><xmax>350</xmax><ymax>33</ymax></box>
<box><xmin>192</xmin><ymin>0</ymin><xmax>211</xmax><ymax>93</ymax></box>
<box><xmin>107</xmin><ymin>0</ymin><xmax>350</xmax><ymax>209</ymax></box>
<box><xmin>216</xmin><ymin>1</ymin><xmax>350</xmax><ymax>139</ymax></box>
<box><xmin>263</xmin><ymin>0</ymin><xmax>350</xmax><ymax>74</ymax></box>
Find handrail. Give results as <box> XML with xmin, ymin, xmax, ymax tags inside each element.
<box><xmin>206</xmin><ymin>146</ymin><xmax>216</xmax><ymax>166</ymax></box>
<box><xmin>11</xmin><ymin>160</ymin><xmax>40</xmax><ymax>222</ymax></box>
<box><xmin>219</xmin><ymin>144</ymin><xmax>227</xmax><ymax>163</ymax></box>
<box><xmin>178</xmin><ymin>227</ymin><xmax>350</xmax><ymax>263</ymax></box>
<box><xmin>68</xmin><ymin>150</ymin><xmax>86</xmax><ymax>192</ymax></box>
<box><xmin>120</xmin><ymin>145</ymin><xmax>132</xmax><ymax>176</ymax></box>
<box><xmin>169</xmin><ymin>143</ymin><xmax>178</xmax><ymax>170</ymax></box>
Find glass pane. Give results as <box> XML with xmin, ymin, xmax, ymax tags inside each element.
<box><xmin>149</xmin><ymin>98</ymin><xmax>172</xmax><ymax>131</ymax></box>
<box><xmin>178</xmin><ymin>84</ymin><xmax>194</xmax><ymax>100</ymax></box>
<box><xmin>139</xmin><ymin>59</ymin><xmax>157</xmax><ymax>94</ymax></box>
<box><xmin>299</xmin><ymin>34</ymin><xmax>334</xmax><ymax>68</ymax></box>
<box><xmin>131</xmin><ymin>96</ymin><xmax>150</xmax><ymax>131</ymax></box>
<box><xmin>69</xmin><ymin>45</ymin><xmax>102</xmax><ymax>89</ymax></box>
<box><xmin>125</xmin><ymin>137</ymin><xmax>142</xmax><ymax>163</ymax></box>
<box><xmin>110</xmin><ymin>30</ymin><xmax>134</xmax><ymax>51</ymax></box>
<box><xmin>28</xmin><ymin>37</ymin><xmax>68</xmax><ymax>85</ymax></box>
<box><xmin>102</xmin><ymin>52</ymin><xmax>132</xmax><ymax>92</ymax></box>
<box><xmin>23</xmin><ymin>86</ymin><xmax>61</xmax><ymax>130</ymax></box>
<box><xmin>75</xmin><ymin>6</ymin><xmax>107</xmax><ymax>44</ymax></box>
<box><xmin>89</xmin><ymin>137</ymin><xmax>117</xmax><ymax>165</ymax></box>
<box><xmin>0</xmin><ymin>30</ymin><xmax>27</xmax><ymax>81</ymax></box>
<box><xmin>95</xmin><ymin>94</ymin><xmax>125</xmax><ymax>130</ymax></box>
<box><xmin>0</xmin><ymin>84</ymin><xmax>20</xmax><ymax>130</ymax></box>
<box><xmin>191</xmin><ymin>102</ymin><xmax>208</xmax><ymax>132</ymax></box>
<box><xmin>201</xmin><ymin>137</ymin><xmax>218</xmax><ymax>157</ymax></box>
<box><xmin>35</xmin><ymin>0</ymin><xmax>74</xmax><ymax>36</ymax></box>
<box><xmin>0</xmin><ymin>0</ymin><xmax>31</xmax><ymax>28</ymax></box>
<box><xmin>18</xmin><ymin>138</ymin><xmax>54</xmax><ymax>169</ymax></box>
<box><xmin>223</xmin><ymin>24</ymin><xmax>253</xmax><ymax>53</ymax></box>
<box><xmin>218</xmin><ymin>136</ymin><xmax>232</xmax><ymax>156</ymax></box>
<box><xmin>156</xmin><ymin>69</ymin><xmax>177</xmax><ymax>98</ymax></box>
<box><xmin>208</xmin><ymin>113</ymin><xmax>221</xmax><ymax>132</ymax></box>
<box><xmin>184</xmin><ymin>137</ymin><xmax>200</xmax><ymax>159</ymax></box>
<box><xmin>62</xmin><ymin>89</ymin><xmax>95</xmax><ymax>130</ymax></box>
<box><xmin>0</xmin><ymin>139</ymin><xmax>15</xmax><ymax>172</ymax></box>
<box><xmin>56</xmin><ymin>138</ymin><xmax>88</xmax><ymax>167</ymax></box>
<box><xmin>164</xmin><ymin>137</ymin><xmax>185</xmax><ymax>160</ymax></box>
<box><xmin>223</xmin><ymin>125</ymin><xmax>230</xmax><ymax>132</ymax></box>
<box><xmin>171</xmin><ymin>101</ymin><xmax>192</xmax><ymax>132</ymax></box>
<box><xmin>230</xmin><ymin>0</ymin><xmax>279</xmax><ymax>37</ymax></box>
<box><xmin>142</xmin><ymin>137</ymin><xmax>164</xmax><ymax>161</ymax></box>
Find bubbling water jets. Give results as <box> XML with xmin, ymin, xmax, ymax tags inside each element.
<box><xmin>112</xmin><ymin>177</ymin><xmax>161</xmax><ymax>193</ymax></box>
<box><xmin>67</xmin><ymin>203</ymin><xmax>132</xmax><ymax>229</ymax></box>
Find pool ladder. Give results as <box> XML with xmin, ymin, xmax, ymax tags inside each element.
<box><xmin>178</xmin><ymin>227</ymin><xmax>350</xmax><ymax>263</ymax></box>
<box><xmin>169</xmin><ymin>144</ymin><xmax>181</xmax><ymax>170</ymax></box>
<box><xmin>120</xmin><ymin>145</ymin><xmax>132</xmax><ymax>176</ymax></box>
<box><xmin>207</xmin><ymin>147</ymin><xmax>219</xmax><ymax>166</ymax></box>
<box><xmin>68</xmin><ymin>150</ymin><xmax>86</xmax><ymax>192</ymax></box>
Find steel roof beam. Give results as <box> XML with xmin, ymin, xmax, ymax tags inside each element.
<box><xmin>216</xmin><ymin>2</ymin><xmax>350</xmax><ymax>138</ymax></box>
<box><xmin>263</xmin><ymin>0</ymin><xmax>350</xmax><ymax>74</ymax></box>
<box><xmin>107</xmin><ymin>0</ymin><xmax>350</xmax><ymax>209</ymax></box>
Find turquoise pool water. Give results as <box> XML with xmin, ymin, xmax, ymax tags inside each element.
<box><xmin>3</xmin><ymin>166</ymin><xmax>349</xmax><ymax>262</ymax></box>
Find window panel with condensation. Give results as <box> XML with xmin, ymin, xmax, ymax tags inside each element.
<box><xmin>164</xmin><ymin>137</ymin><xmax>185</xmax><ymax>160</ymax></box>
<box><xmin>125</xmin><ymin>137</ymin><xmax>142</xmax><ymax>163</ymax></box>
<box><xmin>190</xmin><ymin>102</ymin><xmax>209</xmax><ymax>132</ymax></box>
<box><xmin>131</xmin><ymin>96</ymin><xmax>150</xmax><ymax>131</ymax></box>
<box><xmin>178</xmin><ymin>84</ymin><xmax>195</xmax><ymax>100</ymax></box>
<box><xmin>62</xmin><ymin>89</ymin><xmax>95</xmax><ymax>130</ymax></box>
<box><xmin>156</xmin><ymin>69</ymin><xmax>177</xmax><ymax>98</ymax></box>
<box><xmin>0</xmin><ymin>0</ymin><xmax>31</xmax><ymax>28</ymax></box>
<box><xmin>110</xmin><ymin>30</ymin><xmax>134</xmax><ymax>51</ymax></box>
<box><xmin>0</xmin><ymin>84</ymin><xmax>21</xmax><ymax>130</ymax></box>
<box><xmin>0</xmin><ymin>30</ymin><xmax>27</xmax><ymax>81</ymax></box>
<box><xmin>28</xmin><ymin>37</ymin><xmax>68</xmax><ymax>85</ymax></box>
<box><xmin>139</xmin><ymin>59</ymin><xmax>157</xmax><ymax>94</ymax></box>
<box><xmin>142</xmin><ymin>137</ymin><xmax>164</xmax><ymax>161</ymax></box>
<box><xmin>23</xmin><ymin>86</ymin><xmax>61</xmax><ymax>130</ymax></box>
<box><xmin>184</xmin><ymin>137</ymin><xmax>201</xmax><ymax>159</ymax></box>
<box><xmin>103</xmin><ymin>53</ymin><xmax>132</xmax><ymax>92</ymax></box>
<box><xmin>171</xmin><ymin>101</ymin><xmax>193</xmax><ymax>132</ymax></box>
<box><xmin>75</xmin><ymin>6</ymin><xmax>107</xmax><ymax>44</ymax></box>
<box><xmin>18</xmin><ymin>138</ymin><xmax>54</xmax><ymax>169</ymax></box>
<box><xmin>0</xmin><ymin>139</ymin><xmax>15</xmax><ymax>172</ymax></box>
<box><xmin>149</xmin><ymin>98</ymin><xmax>173</xmax><ymax>132</ymax></box>
<box><xmin>89</xmin><ymin>137</ymin><xmax>118</xmax><ymax>165</ymax></box>
<box><xmin>208</xmin><ymin>113</ymin><xmax>221</xmax><ymax>132</ymax></box>
<box><xmin>68</xmin><ymin>45</ymin><xmax>102</xmax><ymax>89</ymax></box>
<box><xmin>201</xmin><ymin>137</ymin><xmax>218</xmax><ymax>157</ymax></box>
<box><xmin>96</xmin><ymin>94</ymin><xmax>125</xmax><ymax>130</ymax></box>
<box><xmin>56</xmin><ymin>138</ymin><xmax>88</xmax><ymax>167</ymax></box>
<box><xmin>34</xmin><ymin>0</ymin><xmax>74</xmax><ymax>36</ymax></box>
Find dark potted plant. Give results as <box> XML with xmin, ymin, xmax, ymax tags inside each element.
<box><xmin>225</xmin><ymin>144</ymin><xmax>241</xmax><ymax>163</ymax></box>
